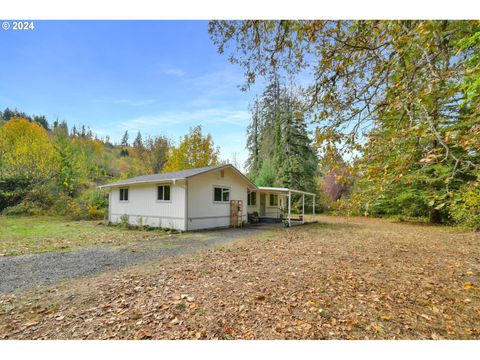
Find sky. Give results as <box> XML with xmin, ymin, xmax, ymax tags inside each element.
<box><xmin>0</xmin><ymin>20</ymin><xmax>264</xmax><ymax>170</ymax></box>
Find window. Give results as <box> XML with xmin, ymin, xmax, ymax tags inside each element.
<box><xmin>157</xmin><ymin>185</ymin><xmax>171</xmax><ymax>201</ymax></box>
<box><xmin>214</xmin><ymin>187</ymin><xmax>230</xmax><ymax>202</ymax></box>
<box><xmin>119</xmin><ymin>188</ymin><xmax>129</xmax><ymax>201</ymax></box>
<box><xmin>269</xmin><ymin>194</ymin><xmax>278</xmax><ymax>206</ymax></box>
<box><xmin>248</xmin><ymin>191</ymin><xmax>256</xmax><ymax>206</ymax></box>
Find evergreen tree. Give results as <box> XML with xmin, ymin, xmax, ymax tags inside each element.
<box><xmin>245</xmin><ymin>78</ymin><xmax>318</xmax><ymax>192</ymax></box>
<box><xmin>121</xmin><ymin>130</ymin><xmax>129</xmax><ymax>147</ymax></box>
<box><xmin>133</xmin><ymin>131</ymin><xmax>144</xmax><ymax>151</ymax></box>
<box><xmin>246</xmin><ymin>97</ymin><xmax>262</xmax><ymax>178</ymax></box>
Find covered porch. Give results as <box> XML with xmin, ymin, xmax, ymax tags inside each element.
<box><xmin>247</xmin><ymin>186</ymin><xmax>316</xmax><ymax>226</ymax></box>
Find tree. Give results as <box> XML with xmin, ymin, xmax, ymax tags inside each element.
<box><xmin>33</xmin><ymin>115</ymin><xmax>49</xmax><ymax>131</ymax></box>
<box><xmin>54</xmin><ymin>133</ymin><xmax>88</xmax><ymax>195</ymax></box>
<box><xmin>256</xmin><ymin>158</ymin><xmax>276</xmax><ymax>187</ymax></box>
<box><xmin>244</xmin><ymin>78</ymin><xmax>318</xmax><ymax>192</ymax></box>
<box><xmin>164</xmin><ymin>125</ymin><xmax>220</xmax><ymax>172</ymax></box>
<box><xmin>120</xmin><ymin>130</ymin><xmax>130</xmax><ymax>157</ymax></box>
<box><xmin>245</xmin><ymin>96</ymin><xmax>261</xmax><ymax>178</ymax></box>
<box><xmin>210</xmin><ymin>20</ymin><xmax>480</xmax><ymax>224</ymax></box>
<box><xmin>121</xmin><ymin>130</ymin><xmax>129</xmax><ymax>147</ymax></box>
<box><xmin>0</xmin><ymin>117</ymin><xmax>57</xmax><ymax>181</ymax></box>
<box><xmin>143</xmin><ymin>135</ymin><xmax>170</xmax><ymax>173</ymax></box>
<box><xmin>133</xmin><ymin>131</ymin><xmax>144</xmax><ymax>151</ymax></box>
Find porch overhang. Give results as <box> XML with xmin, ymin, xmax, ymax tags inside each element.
<box><xmin>255</xmin><ymin>187</ymin><xmax>316</xmax><ymax>226</ymax></box>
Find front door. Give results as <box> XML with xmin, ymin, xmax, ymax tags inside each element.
<box><xmin>260</xmin><ymin>193</ymin><xmax>266</xmax><ymax>216</ymax></box>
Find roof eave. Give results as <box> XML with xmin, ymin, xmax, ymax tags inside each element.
<box><xmin>97</xmin><ymin>178</ymin><xmax>185</xmax><ymax>190</ymax></box>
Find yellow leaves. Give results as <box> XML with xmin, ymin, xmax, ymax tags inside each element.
<box><xmin>164</xmin><ymin>125</ymin><xmax>219</xmax><ymax>172</ymax></box>
<box><xmin>463</xmin><ymin>282</ymin><xmax>476</xmax><ymax>290</ymax></box>
<box><xmin>0</xmin><ymin>117</ymin><xmax>57</xmax><ymax>180</ymax></box>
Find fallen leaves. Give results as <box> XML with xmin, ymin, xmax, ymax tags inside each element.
<box><xmin>0</xmin><ymin>216</ymin><xmax>479</xmax><ymax>339</ymax></box>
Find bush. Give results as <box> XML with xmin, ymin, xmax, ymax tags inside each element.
<box><xmin>2</xmin><ymin>202</ymin><xmax>43</xmax><ymax>216</ymax></box>
<box><xmin>66</xmin><ymin>188</ymin><xmax>108</xmax><ymax>220</ymax></box>
<box><xmin>119</xmin><ymin>214</ymin><xmax>129</xmax><ymax>228</ymax></box>
<box><xmin>450</xmin><ymin>181</ymin><xmax>480</xmax><ymax>230</ymax></box>
<box><xmin>0</xmin><ymin>176</ymin><xmax>32</xmax><ymax>211</ymax></box>
<box><xmin>1</xmin><ymin>182</ymin><xmax>57</xmax><ymax>216</ymax></box>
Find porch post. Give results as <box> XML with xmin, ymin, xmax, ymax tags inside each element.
<box><xmin>288</xmin><ymin>190</ymin><xmax>291</xmax><ymax>227</ymax></box>
<box><xmin>302</xmin><ymin>194</ymin><xmax>305</xmax><ymax>224</ymax></box>
<box><xmin>313</xmin><ymin>195</ymin><xmax>315</xmax><ymax>221</ymax></box>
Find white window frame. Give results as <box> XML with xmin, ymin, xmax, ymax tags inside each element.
<box><xmin>119</xmin><ymin>188</ymin><xmax>129</xmax><ymax>202</ymax></box>
<box><xmin>213</xmin><ymin>186</ymin><xmax>230</xmax><ymax>203</ymax></box>
<box><xmin>157</xmin><ymin>184</ymin><xmax>172</xmax><ymax>202</ymax></box>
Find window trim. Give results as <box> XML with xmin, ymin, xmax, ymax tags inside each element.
<box><xmin>119</xmin><ymin>188</ymin><xmax>129</xmax><ymax>202</ymax></box>
<box><xmin>156</xmin><ymin>184</ymin><xmax>172</xmax><ymax>202</ymax></box>
<box><xmin>213</xmin><ymin>185</ymin><xmax>230</xmax><ymax>203</ymax></box>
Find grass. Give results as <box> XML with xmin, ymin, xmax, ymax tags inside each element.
<box><xmin>0</xmin><ymin>215</ymin><xmax>479</xmax><ymax>339</ymax></box>
<box><xmin>0</xmin><ymin>216</ymin><xmax>175</xmax><ymax>256</ymax></box>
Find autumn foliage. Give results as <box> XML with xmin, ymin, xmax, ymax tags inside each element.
<box><xmin>0</xmin><ymin>111</ymin><xmax>220</xmax><ymax>218</ymax></box>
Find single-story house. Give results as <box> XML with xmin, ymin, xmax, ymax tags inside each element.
<box><xmin>98</xmin><ymin>164</ymin><xmax>315</xmax><ymax>231</ymax></box>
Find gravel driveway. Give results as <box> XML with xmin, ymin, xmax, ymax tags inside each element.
<box><xmin>0</xmin><ymin>226</ymin><xmax>274</xmax><ymax>294</ymax></box>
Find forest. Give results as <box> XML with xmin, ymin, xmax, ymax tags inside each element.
<box><xmin>0</xmin><ymin>20</ymin><xmax>479</xmax><ymax>229</ymax></box>
<box><xmin>210</xmin><ymin>20</ymin><xmax>480</xmax><ymax>229</ymax></box>
<box><xmin>0</xmin><ymin>108</ymin><xmax>220</xmax><ymax>220</ymax></box>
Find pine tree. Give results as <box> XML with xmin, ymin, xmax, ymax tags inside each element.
<box><xmin>246</xmin><ymin>97</ymin><xmax>262</xmax><ymax>178</ymax></box>
<box><xmin>245</xmin><ymin>79</ymin><xmax>318</xmax><ymax>192</ymax></box>
<box><xmin>121</xmin><ymin>130</ymin><xmax>129</xmax><ymax>147</ymax></box>
<box><xmin>133</xmin><ymin>131</ymin><xmax>144</xmax><ymax>151</ymax></box>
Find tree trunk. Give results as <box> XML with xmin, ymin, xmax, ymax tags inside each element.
<box><xmin>429</xmin><ymin>208</ymin><xmax>442</xmax><ymax>224</ymax></box>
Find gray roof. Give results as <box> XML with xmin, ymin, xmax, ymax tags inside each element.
<box><xmin>98</xmin><ymin>164</ymin><xmax>257</xmax><ymax>189</ymax></box>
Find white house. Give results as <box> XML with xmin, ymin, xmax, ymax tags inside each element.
<box><xmin>99</xmin><ymin>164</ymin><xmax>315</xmax><ymax>231</ymax></box>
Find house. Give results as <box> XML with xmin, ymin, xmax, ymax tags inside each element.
<box><xmin>99</xmin><ymin>164</ymin><xmax>316</xmax><ymax>231</ymax></box>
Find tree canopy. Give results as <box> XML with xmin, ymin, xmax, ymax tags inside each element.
<box><xmin>210</xmin><ymin>20</ymin><xmax>480</xmax><ymax>226</ymax></box>
<box><xmin>163</xmin><ymin>125</ymin><xmax>220</xmax><ymax>172</ymax></box>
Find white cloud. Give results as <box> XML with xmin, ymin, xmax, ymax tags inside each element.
<box><xmin>157</xmin><ymin>64</ymin><xmax>186</xmax><ymax>77</ymax></box>
<box><xmin>117</xmin><ymin>107</ymin><xmax>250</xmax><ymax>131</ymax></box>
<box><xmin>111</xmin><ymin>98</ymin><xmax>158</xmax><ymax>106</ymax></box>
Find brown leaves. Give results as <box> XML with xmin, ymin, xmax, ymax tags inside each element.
<box><xmin>0</xmin><ymin>216</ymin><xmax>479</xmax><ymax>339</ymax></box>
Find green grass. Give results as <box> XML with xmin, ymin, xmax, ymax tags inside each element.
<box><xmin>0</xmin><ymin>216</ymin><xmax>174</xmax><ymax>256</ymax></box>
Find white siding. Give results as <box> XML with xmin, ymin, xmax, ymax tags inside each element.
<box><xmin>186</xmin><ymin>167</ymin><xmax>249</xmax><ymax>230</ymax></box>
<box><xmin>108</xmin><ymin>180</ymin><xmax>186</xmax><ymax>231</ymax></box>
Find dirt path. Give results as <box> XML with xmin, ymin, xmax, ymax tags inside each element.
<box><xmin>0</xmin><ymin>226</ymin><xmax>274</xmax><ymax>294</ymax></box>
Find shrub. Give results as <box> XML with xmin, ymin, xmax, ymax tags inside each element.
<box><xmin>119</xmin><ymin>214</ymin><xmax>130</xmax><ymax>228</ymax></box>
<box><xmin>68</xmin><ymin>188</ymin><xmax>108</xmax><ymax>220</ymax></box>
<box><xmin>1</xmin><ymin>182</ymin><xmax>57</xmax><ymax>216</ymax></box>
<box><xmin>0</xmin><ymin>175</ymin><xmax>32</xmax><ymax>211</ymax></box>
<box><xmin>450</xmin><ymin>181</ymin><xmax>480</xmax><ymax>230</ymax></box>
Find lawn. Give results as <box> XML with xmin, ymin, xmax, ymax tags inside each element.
<box><xmin>0</xmin><ymin>215</ymin><xmax>479</xmax><ymax>339</ymax></box>
<box><xmin>0</xmin><ymin>216</ymin><xmax>174</xmax><ymax>256</ymax></box>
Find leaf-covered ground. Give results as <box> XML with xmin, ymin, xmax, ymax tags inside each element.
<box><xmin>0</xmin><ymin>216</ymin><xmax>479</xmax><ymax>339</ymax></box>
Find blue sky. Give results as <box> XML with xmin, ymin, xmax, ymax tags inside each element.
<box><xmin>0</xmin><ymin>20</ymin><xmax>263</xmax><ymax>169</ymax></box>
